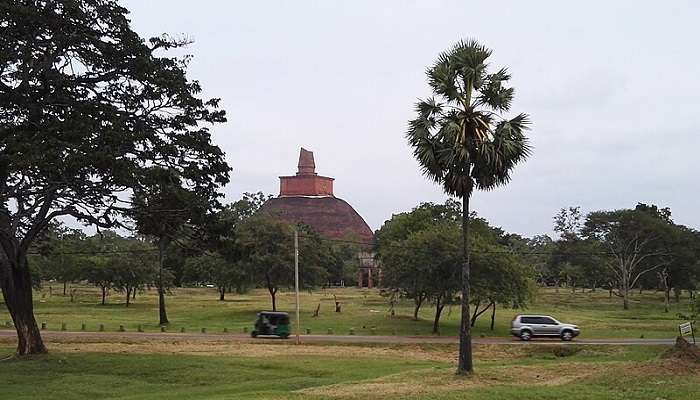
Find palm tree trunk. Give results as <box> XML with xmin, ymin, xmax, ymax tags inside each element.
<box><xmin>457</xmin><ymin>194</ymin><xmax>473</xmax><ymax>374</ymax></box>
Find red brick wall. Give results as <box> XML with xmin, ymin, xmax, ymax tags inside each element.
<box><xmin>280</xmin><ymin>175</ymin><xmax>334</xmax><ymax>196</ymax></box>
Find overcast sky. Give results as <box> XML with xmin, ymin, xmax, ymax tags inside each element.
<box><xmin>122</xmin><ymin>0</ymin><xmax>700</xmax><ymax>237</ymax></box>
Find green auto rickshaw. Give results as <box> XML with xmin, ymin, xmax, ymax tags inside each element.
<box><xmin>251</xmin><ymin>311</ymin><xmax>290</xmax><ymax>339</ymax></box>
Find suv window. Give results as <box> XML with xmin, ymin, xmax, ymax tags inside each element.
<box><xmin>520</xmin><ymin>316</ymin><xmax>557</xmax><ymax>325</ymax></box>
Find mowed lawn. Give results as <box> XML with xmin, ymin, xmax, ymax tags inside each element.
<box><xmin>1</xmin><ymin>342</ymin><xmax>698</xmax><ymax>400</ymax></box>
<box><xmin>0</xmin><ymin>285</ymin><xmax>694</xmax><ymax>338</ymax></box>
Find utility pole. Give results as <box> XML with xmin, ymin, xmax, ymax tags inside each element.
<box><xmin>294</xmin><ymin>229</ymin><xmax>300</xmax><ymax>345</ymax></box>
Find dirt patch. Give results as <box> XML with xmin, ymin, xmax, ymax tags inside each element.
<box><xmin>660</xmin><ymin>337</ymin><xmax>700</xmax><ymax>363</ymax></box>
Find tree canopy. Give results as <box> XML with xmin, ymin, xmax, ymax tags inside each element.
<box><xmin>0</xmin><ymin>0</ymin><xmax>230</xmax><ymax>355</ymax></box>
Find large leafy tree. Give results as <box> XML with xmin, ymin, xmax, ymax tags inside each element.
<box><xmin>467</xmin><ymin>217</ymin><xmax>532</xmax><ymax>329</ymax></box>
<box><xmin>550</xmin><ymin>206</ymin><xmax>608</xmax><ymax>292</ymax></box>
<box><xmin>183</xmin><ymin>252</ymin><xmax>246</xmax><ymax>300</ymax></box>
<box><xmin>236</xmin><ymin>217</ymin><xmax>331</xmax><ymax>311</ymax></box>
<box><xmin>403</xmin><ymin>222</ymin><xmax>461</xmax><ymax>334</ymax></box>
<box><xmin>407</xmin><ymin>39</ymin><xmax>531</xmax><ymax>374</ymax></box>
<box><xmin>131</xmin><ymin>167</ymin><xmax>212</xmax><ymax>325</ymax></box>
<box><xmin>582</xmin><ymin>205</ymin><xmax>675</xmax><ymax>309</ymax></box>
<box><xmin>0</xmin><ymin>1</ymin><xmax>229</xmax><ymax>355</ymax></box>
<box><xmin>34</xmin><ymin>223</ymin><xmax>88</xmax><ymax>296</ymax></box>
<box><xmin>180</xmin><ymin>192</ymin><xmax>273</xmax><ymax>299</ymax></box>
<box><xmin>376</xmin><ymin>200</ymin><xmax>461</xmax><ymax>320</ymax></box>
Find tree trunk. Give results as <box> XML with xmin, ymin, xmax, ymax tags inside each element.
<box><xmin>457</xmin><ymin>194</ymin><xmax>473</xmax><ymax>375</ymax></box>
<box><xmin>125</xmin><ymin>287</ymin><xmax>131</xmax><ymax>307</ymax></box>
<box><xmin>63</xmin><ymin>281</ymin><xmax>67</xmax><ymax>296</ymax></box>
<box><xmin>432</xmin><ymin>298</ymin><xmax>445</xmax><ymax>335</ymax></box>
<box><xmin>413</xmin><ymin>294</ymin><xmax>424</xmax><ymax>321</ymax></box>
<box><xmin>470</xmin><ymin>300</ymin><xmax>492</xmax><ymax>327</ymax></box>
<box><xmin>0</xmin><ymin>254</ymin><xmax>48</xmax><ymax>355</ymax></box>
<box><xmin>101</xmin><ymin>286</ymin><xmax>106</xmax><ymax>305</ymax></box>
<box><xmin>490</xmin><ymin>301</ymin><xmax>496</xmax><ymax>331</ymax></box>
<box><xmin>157</xmin><ymin>238</ymin><xmax>169</xmax><ymax>325</ymax></box>
<box><xmin>470</xmin><ymin>299</ymin><xmax>480</xmax><ymax>327</ymax></box>
<box><xmin>219</xmin><ymin>287</ymin><xmax>225</xmax><ymax>301</ymax></box>
<box><xmin>269</xmin><ymin>286</ymin><xmax>277</xmax><ymax>312</ymax></box>
<box><xmin>621</xmin><ymin>269</ymin><xmax>630</xmax><ymax>310</ymax></box>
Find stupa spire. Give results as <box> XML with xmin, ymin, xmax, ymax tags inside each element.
<box><xmin>297</xmin><ymin>147</ymin><xmax>316</xmax><ymax>176</ymax></box>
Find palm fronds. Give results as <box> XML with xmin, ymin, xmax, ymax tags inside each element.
<box><xmin>406</xmin><ymin>39</ymin><xmax>531</xmax><ymax>197</ymax></box>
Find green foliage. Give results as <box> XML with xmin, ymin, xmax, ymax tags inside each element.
<box><xmin>80</xmin><ymin>232</ymin><xmax>157</xmax><ymax>306</ymax></box>
<box><xmin>183</xmin><ymin>253</ymin><xmax>247</xmax><ymax>300</ymax></box>
<box><xmin>0</xmin><ymin>0</ymin><xmax>230</xmax><ymax>351</ymax></box>
<box><xmin>407</xmin><ymin>39</ymin><xmax>531</xmax><ymax>198</ymax></box>
<box><xmin>131</xmin><ymin>168</ymin><xmax>212</xmax><ymax>245</ymax></box>
<box><xmin>1</xmin><ymin>0</ymin><xmax>230</xmax><ymax>238</ymax></box>
<box><xmin>377</xmin><ymin>201</ymin><xmax>533</xmax><ymax>331</ymax></box>
<box><xmin>235</xmin><ymin>217</ymin><xmax>333</xmax><ymax>310</ymax></box>
<box><xmin>326</xmin><ymin>240</ymin><xmax>363</xmax><ymax>286</ymax></box>
<box><xmin>377</xmin><ymin>201</ymin><xmax>462</xmax><ymax>321</ymax></box>
<box><xmin>470</xmin><ymin>240</ymin><xmax>532</xmax><ymax>310</ymax></box>
<box><xmin>32</xmin><ymin>224</ymin><xmax>89</xmax><ymax>292</ymax></box>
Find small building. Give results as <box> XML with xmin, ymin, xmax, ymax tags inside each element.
<box><xmin>260</xmin><ymin>148</ymin><xmax>378</xmax><ymax>287</ymax></box>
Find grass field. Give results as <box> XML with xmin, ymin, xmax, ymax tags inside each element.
<box><xmin>1</xmin><ymin>339</ymin><xmax>698</xmax><ymax>399</ymax></box>
<box><xmin>0</xmin><ymin>284</ymin><xmax>694</xmax><ymax>338</ymax></box>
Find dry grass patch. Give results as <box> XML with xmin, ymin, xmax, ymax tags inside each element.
<box><xmin>0</xmin><ymin>335</ymin><xmax>461</xmax><ymax>362</ymax></box>
<box><xmin>298</xmin><ymin>357</ymin><xmax>700</xmax><ymax>399</ymax></box>
<box><xmin>299</xmin><ymin>361</ymin><xmax>606</xmax><ymax>398</ymax></box>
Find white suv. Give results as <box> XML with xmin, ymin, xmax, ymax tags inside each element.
<box><xmin>511</xmin><ymin>315</ymin><xmax>580</xmax><ymax>341</ymax></box>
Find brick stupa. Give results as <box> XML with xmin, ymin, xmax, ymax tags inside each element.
<box><xmin>260</xmin><ymin>148</ymin><xmax>374</xmax><ymax>244</ymax></box>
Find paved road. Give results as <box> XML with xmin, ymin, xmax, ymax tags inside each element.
<box><xmin>0</xmin><ymin>329</ymin><xmax>676</xmax><ymax>345</ymax></box>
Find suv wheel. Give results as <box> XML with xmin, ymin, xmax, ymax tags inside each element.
<box><xmin>519</xmin><ymin>330</ymin><xmax>532</xmax><ymax>341</ymax></box>
<box><xmin>560</xmin><ymin>330</ymin><xmax>573</xmax><ymax>341</ymax></box>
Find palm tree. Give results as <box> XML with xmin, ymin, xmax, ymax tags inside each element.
<box><xmin>407</xmin><ymin>39</ymin><xmax>532</xmax><ymax>375</ymax></box>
